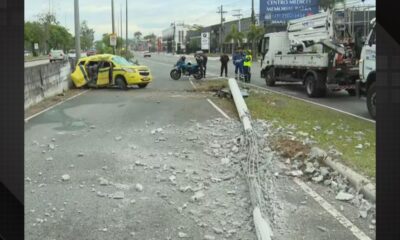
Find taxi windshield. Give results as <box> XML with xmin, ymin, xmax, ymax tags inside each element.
<box><xmin>112</xmin><ymin>56</ymin><xmax>133</xmax><ymax>66</ymax></box>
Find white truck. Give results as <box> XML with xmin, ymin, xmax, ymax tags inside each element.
<box><xmin>356</xmin><ymin>18</ymin><xmax>376</xmax><ymax>119</ymax></box>
<box><xmin>260</xmin><ymin>8</ymin><xmax>362</xmax><ymax>97</ymax></box>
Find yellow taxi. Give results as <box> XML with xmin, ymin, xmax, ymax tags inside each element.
<box><xmin>71</xmin><ymin>54</ymin><xmax>152</xmax><ymax>89</ymax></box>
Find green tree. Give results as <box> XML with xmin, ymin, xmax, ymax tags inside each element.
<box><xmin>37</xmin><ymin>12</ymin><xmax>59</xmax><ymax>53</ymax></box>
<box><xmin>144</xmin><ymin>33</ymin><xmax>157</xmax><ymax>51</ymax></box>
<box><xmin>247</xmin><ymin>24</ymin><xmax>265</xmax><ymax>61</ymax></box>
<box><xmin>225</xmin><ymin>25</ymin><xmax>244</xmax><ymax>54</ymax></box>
<box><xmin>80</xmin><ymin>21</ymin><xmax>95</xmax><ymax>50</ymax></box>
<box><xmin>24</xmin><ymin>21</ymin><xmax>44</xmax><ymax>56</ymax></box>
<box><xmin>134</xmin><ymin>31</ymin><xmax>142</xmax><ymax>40</ymax></box>
<box><xmin>48</xmin><ymin>24</ymin><xmax>73</xmax><ymax>51</ymax></box>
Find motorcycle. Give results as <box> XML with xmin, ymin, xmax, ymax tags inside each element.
<box><xmin>170</xmin><ymin>60</ymin><xmax>203</xmax><ymax>80</ymax></box>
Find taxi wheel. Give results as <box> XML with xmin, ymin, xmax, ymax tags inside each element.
<box><xmin>115</xmin><ymin>76</ymin><xmax>127</xmax><ymax>90</ymax></box>
<box><xmin>138</xmin><ymin>83</ymin><xmax>148</xmax><ymax>89</ymax></box>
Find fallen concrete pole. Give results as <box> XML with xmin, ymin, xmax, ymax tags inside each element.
<box><xmin>228</xmin><ymin>78</ymin><xmax>273</xmax><ymax>240</ymax></box>
<box><xmin>323</xmin><ymin>157</ymin><xmax>376</xmax><ymax>202</ymax></box>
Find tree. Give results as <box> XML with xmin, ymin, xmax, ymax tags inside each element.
<box><xmin>318</xmin><ymin>0</ymin><xmax>345</xmax><ymax>11</ymax></box>
<box><xmin>37</xmin><ymin>12</ymin><xmax>59</xmax><ymax>54</ymax></box>
<box><xmin>24</xmin><ymin>21</ymin><xmax>44</xmax><ymax>56</ymax></box>
<box><xmin>225</xmin><ymin>25</ymin><xmax>244</xmax><ymax>54</ymax></box>
<box><xmin>48</xmin><ymin>24</ymin><xmax>73</xmax><ymax>51</ymax></box>
<box><xmin>144</xmin><ymin>33</ymin><xmax>157</xmax><ymax>51</ymax></box>
<box><xmin>134</xmin><ymin>31</ymin><xmax>142</xmax><ymax>40</ymax></box>
<box><xmin>80</xmin><ymin>21</ymin><xmax>95</xmax><ymax>50</ymax></box>
<box><xmin>247</xmin><ymin>24</ymin><xmax>265</xmax><ymax>61</ymax></box>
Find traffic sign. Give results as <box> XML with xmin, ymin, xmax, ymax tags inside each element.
<box><xmin>34</xmin><ymin>43</ymin><xmax>39</xmax><ymax>50</ymax></box>
<box><xmin>110</xmin><ymin>34</ymin><xmax>117</xmax><ymax>46</ymax></box>
<box><xmin>201</xmin><ymin>32</ymin><xmax>210</xmax><ymax>50</ymax></box>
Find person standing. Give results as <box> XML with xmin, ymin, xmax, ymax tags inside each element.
<box><xmin>232</xmin><ymin>48</ymin><xmax>244</xmax><ymax>79</ymax></box>
<box><xmin>195</xmin><ymin>52</ymin><xmax>204</xmax><ymax>78</ymax></box>
<box><xmin>243</xmin><ymin>49</ymin><xmax>252</xmax><ymax>83</ymax></box>
<box><xmin>202</xmin><ymin>52</ymin><xmax>208</xmax><ymax>77</ymax></box>
<box><xmin>220</xmin><ymin>53</ymin><xmax>230</xmax><ymax>77</ymax></box>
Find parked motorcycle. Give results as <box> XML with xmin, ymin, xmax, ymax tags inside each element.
<box><xmin>170</xmin><ymin>57</ymin><xmax>203</xmax><ymax>80</ymax></box>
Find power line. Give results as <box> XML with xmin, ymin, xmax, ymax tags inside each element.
<box><xmin>232</xmin><ymin>9</ymin><xmax>243</xmax><ymax>32</ymax></box>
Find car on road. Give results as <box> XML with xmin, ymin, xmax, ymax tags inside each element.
<box><xmin>24</xmin><ymin>50</ymin><xmax>32</xmax><ymax>57</ymax></box>
<box><xmin>143</xmin><ymin>51</ymin><xmax>151</xmax><ymax>57</ymax></box>
<box><xmin>71</xmin><ymin>54</ymin><xmax>152</xmax><ymax>90</ymax></box>
<box><xmin>49</xmin><ymin>50</ymin><xmax>66</xmax><ymax>62</ymax></box>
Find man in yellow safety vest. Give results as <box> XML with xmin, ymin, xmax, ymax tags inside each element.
<box><xmin>243</xmin><ymin>49</ymin><xmax>252</xmax><ymax>83</ymax></box>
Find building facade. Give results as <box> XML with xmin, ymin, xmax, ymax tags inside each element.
<box><xmin>162</xmin><ymin>23</ymin><xmax>190</xmax><ymax>53</ymax></box>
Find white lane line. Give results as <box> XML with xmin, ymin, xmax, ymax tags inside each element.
<box><xmin>189</xmin><ymin>79</ymin><xmax>197</xmax><ymax>89</ymax></box>
<box><xmin>25</xmin><ymin>90</ymin><xmax>90</xmax><ymax>122</ymax></box>
<box><xmin>207</xmin><ymin>99</ymin><xmax>231</xmax><ymax>120</ymax></box>
<box><xmin>293</xmin><ymin>178</ymin><xmax>372</xmax><ymax>240</ymax></box>
<box><xmin>245</xmin><ymin>83</ymin><xmax>375</xmax><ymax>124</ymax></box>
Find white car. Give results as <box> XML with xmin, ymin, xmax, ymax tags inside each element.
<box><xmin>49</xmin><ymin>50</ymin><xmax>66</xmax><ymax>62</ymax></box>
<box><xmin>144</xmin><ymin>51</ymin><xmax>151</xmax><ymax>57</ymax></box>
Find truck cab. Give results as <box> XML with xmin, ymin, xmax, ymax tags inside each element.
<box><xmin>356</xmin><ymin>18</ymin><xmax>376</xmax><ymax>119</ymax></box>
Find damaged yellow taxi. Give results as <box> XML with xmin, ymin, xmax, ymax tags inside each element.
<box><xmin>71</xmin><ymin>54</ymin><xmax>152</xmax><ymax>89</ymax></box>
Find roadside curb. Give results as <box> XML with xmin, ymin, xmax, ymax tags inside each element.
<box><xmin>322</xmin><ymin>157</ymin><xmax>376</xmax><ymax>202</ymax></box>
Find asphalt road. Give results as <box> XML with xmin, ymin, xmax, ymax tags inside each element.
<box><xmin>138</xmin><ymin>52</ymin><xmax>373</xmax><ymax>121</ymax></box>
<box><xmin>24</xmin><ymin>54</ymin><xmax>375</xmax><ymax>239</ymax></box>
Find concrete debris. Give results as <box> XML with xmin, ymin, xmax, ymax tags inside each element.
<box><xmin>112</xmin><ymin>191</ymin><xmax>125</xmax><ymax>199</ymax></box>
<box><xmin>135</xmin><ymin>161</ymin><xmax>145</xmax><ymax>166</ymax></box>
<box><xmin>231</xmin><ymin>146</ymin><xmax>239</xmax><ymax>153</ymax></box>
<box><xmin>178</xmin><ymin>232</ymin><xmax>188</xmax><ymax>238</ymax></box>
<box><xmin>213</xmin><ymin>227</ymin><xmax>223</xmax><ymax>234</ymax></box>
<box><xmin>204</xmin><ymin>235</ymin><xmax>216</xmax><ymax>240</ymax></box>
<box><xmin>335</xmin><ymin>191</ymin><xmax>354</xmax><ymax>201</ymax></box>
<box><xmin>317</xmin><ymin>226</ymin><xmax>328</xmax><ymax>232</ymax></box>
<box><xmin>309</xmin><ymin>147</ymin><xmax>327</xmax><ymax>160</ymax></box>
<box><xmin>221</xmin><ymin>158</ymin><xmax>230</xmax><ymax>165</ymax></box>
<box><xmin>210</xmin><ymin>143</ymin><xmax>221</xmax><ymax>149</ymax></box>
<box><xmin>355</xmin><ymin>144</ymin><xmax>363</xmax><ymax>149</ymax></box>
<box><xmin>135</xmin><ymin>183</ymin><xmax>144</xmax><ymax>192</ymax></box>
<box><xmin>98</xmin><ymin>177</ymin><xmax>109</xmax><ymax>186</ymax></box>
<box><xmin>304</xmin><ymin>162</ymin><xmax>316</xmax><ymax>174</ymax></box>
<box><xmin>48</xmin><ymin>144</ymin><xmax>55</xmax><ymax>150</ymax></box>
<box><xmin>190</xmin><ymin>191</ymin><xmax>205</xmax><ymax>202</ymax></box>
<box><xmin>179</xmin><ymin>186</ymin><xmax>192</xmax><ymax>192</ymax></box>
<box><xmin>46</xmin><ymin>157</ymin><xmax>53</xmax><ymax>161</ymax></box>
<box><xmin>359</xmin><ymin>199</ymin><xmax>372</xmax><ymax>218</ymax></box>
<box><xmin>61</xmin><ymin>174</ymin><xmax>70</xmax><ymax>181</ymax></box>
<box><xmin>287</xmin><ymin>170</ymin><xmax>303</xmax><ymax>177</ymax></box>
<box><xmin>115</xmin><ymin>136</ymin><xmax>122</xmax><ymax>141</ymax></box>
<box><xmin>97</xmin><ymin>192</ymin><xmax>106</xmax><ymax>197</ymax></box>
<box><xmin>312</xmin><ymin>175</ymin><xmax>324</xmax><ymax>183</ymax></box>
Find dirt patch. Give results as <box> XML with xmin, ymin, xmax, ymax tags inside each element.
<box><xmin>271</xmin><ymin>137</ymin><xmax>311</xmax><ymax>159</ymax></box>
<box><xmin>25</xmin><ymin>89</ymin><xmax>87</xmax><ymax>119</ymax></box>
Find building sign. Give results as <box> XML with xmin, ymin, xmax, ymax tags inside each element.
<box><xmin>201</xmin><ymin>32</ymin><xmax>210</xmax><ymax>50</ymax></box>
<box><xmin>260</xmin><ymin>0</ymin><xmax>319</xmax><ymax>24</ymax></box>
<box><xmin>34</xmin><ymin>43</ymin><xmax>39</xmax><ymax>50</ymax></box>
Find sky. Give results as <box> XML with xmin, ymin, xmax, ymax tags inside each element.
<box><xmin>24</xmin><ymin>0</ymin><xmax>375</xmax><ymax>41</ymax></box>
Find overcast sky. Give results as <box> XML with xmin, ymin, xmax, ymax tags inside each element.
<box><xmin>24</xmin><ymin>0</ymin><xmax>375</xmax><ymax>41</ymax></box>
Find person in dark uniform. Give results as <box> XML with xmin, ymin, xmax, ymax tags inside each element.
<box><xmin>202</xmin><ymin>52</ymin><xmax>208</xmax><ymax>77</ymax></box>
<box><xmin>220</xmin><ymin>53</ymin><xmax>230</xmax><ymax>77</ymax></box>
<box><xmin>195</xmin><ymin>52</ymin><xmax>205</xmax><ymax>77</ymax></box>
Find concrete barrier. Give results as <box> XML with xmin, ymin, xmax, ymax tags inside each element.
<box><xmin>24</xmin><ymin>60</ymin><xmax>72</xmax><ymax>110</ymax></box>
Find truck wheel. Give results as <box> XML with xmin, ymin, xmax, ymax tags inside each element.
<box><xmin>305</xmin><ymin>74</ymin><xmax>319</xmax><ymax>97</ymax></box>
<box><xmin>346</xmin><ymin>89</ymin><xmax>356</xmax><ymax>96</ymax></box>
<box><xmin>265</xmin><ymin>68</ymin><xmax>276</xmax><ymax>86</ymax></box>
<box><xmin>367</xmin><ymin>82</ymin><xmax>376</xmax><ymax>119</ymax></box>
<box><xmin>115</xmin><ymin>76</ymin><xmax>128</xmax><ymax>90</ymax></box>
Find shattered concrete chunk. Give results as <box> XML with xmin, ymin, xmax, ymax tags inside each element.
<box><xmin>304</xmin><ymin>162</ymin><xmax>316</xmax><ymax>174</ymax></box>
<box><xmin>287</xmin><ymin>170</ymin><xmax>303</xmax><ymax>177</ymax></box>
<box><xmin>221</xmin><ymin>158</ymin><xmax>230</xmax><ymax>165</ymax></box>
<box><xmin>190</xmin><ymin>191</ymin><xmax>205</xmax><ymax>202</ymax></box>
<box><xmin>213</xmin><ymin>227</ymin><xmax>223</xmax><ymax>234</ymax></box>
<box><xmin>112</xmin><ymin>191</ymin><xmax>125</xmax><ymax>199</ymax></box>
<box><xmin>46</xmin><ymin>157</ymin><xmax>53</xmax><ymax>161</ymax></box>
<box><xmin>135</xmin><ymin>183</ymin><xmax>144</xmax><ymax>192</ymax></box>
<box><xmin>61</xmin><ymin>174</ymin><xmax>70</xmax><ymax>181</ymax></box>
<box><xmin>312</xmin><ymin>175</ymin><xmax>324</xmax><ymax>183</ymax></box>
<box><xmin>204</xmin><ymin>235</ymin><xmax>215</xmax><ymax>240</ymax></box>
<box><xmin>335</xmin><ymin>191</ymin><xmax>354</xmax><ymax>201</ymax></box>
<box><xmin>309</xmin><ymin>147</ymin><xmax>327</xmax><ymax>160</ymax></box>
<box><xmin>115</xmin><ymin>136</ymin><xmax>122</xmax><ymax>141</ymax></box>
<box><xmin>98</xmin><ymin>177</ymin><xmax>109</xmax><ymax>186</ymax></box>
<box><xmin>178</xmin><ymin>232</ymin><xmax>188</xmax><ymax>238</ymax></box>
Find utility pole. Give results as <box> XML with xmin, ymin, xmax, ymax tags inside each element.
<box><xmin>172</xmin><ymin>22</ymin><xmax>176</xmax><ymax>54</ymax></box>
<box><xmin>120</xmin><ymin>4</ymin><xmax>123</xmax><ymax>49</ymax></box>
<box><xmin>217</xmin><ymin>5</ymin><xmax>227</xmax><ymax>53</ymax></box>
<box><xmin>232</xmin><ymin>9</ymin><xmax>243</xmax><ymax>32</ymax></box>
<box><xmin>74</xmin><ymin>0</ymin><xmax>81</xmax><ymax>60</ymax></box>
<box><xmin>251</xmin><ymin>0</ymin><xmax>256</xmax><ymax>25</ymax></box>
<box><xmin>111</xmin><ymin>0</ymin><xmax>115</xmax><ymax>54</ymax></box>
<box><xmin>126</xmin><ymin>0</ymin><xmax>128</xmax><ymax>53</ymax></box>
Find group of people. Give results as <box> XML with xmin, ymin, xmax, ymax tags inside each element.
<box><xmin>176</xmin><ymin>48</ymin><xmax>253</xmax><ymax>82</ymax></box>
<box><xmin>220</xmin><ymin>48</ymin><xmax>252</xmax><ymax>82</ymax></box>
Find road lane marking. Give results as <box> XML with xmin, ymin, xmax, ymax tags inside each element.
<box><xmin>205</xmin><ymin>70</ymin><xmax>374</xmax><ymax>123</ymax></box>
<box><xmin>25</xmin><ymin>90</ymin><xmax>90</xmax><ymax>122</ymax></box>
<box><xmin>189</xmin><ymin>79</ymin><xmax>197</xmax><ymax>89</ymax></box>
<box><xmin>207</xmin><ymin>99</ymin><xmax>231</xmax><ymax>120</ymax></box>
<box><xmin>293</xmin><ymin>178</ymin><xmax>372</xmax><ymax>240</ymax></box>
